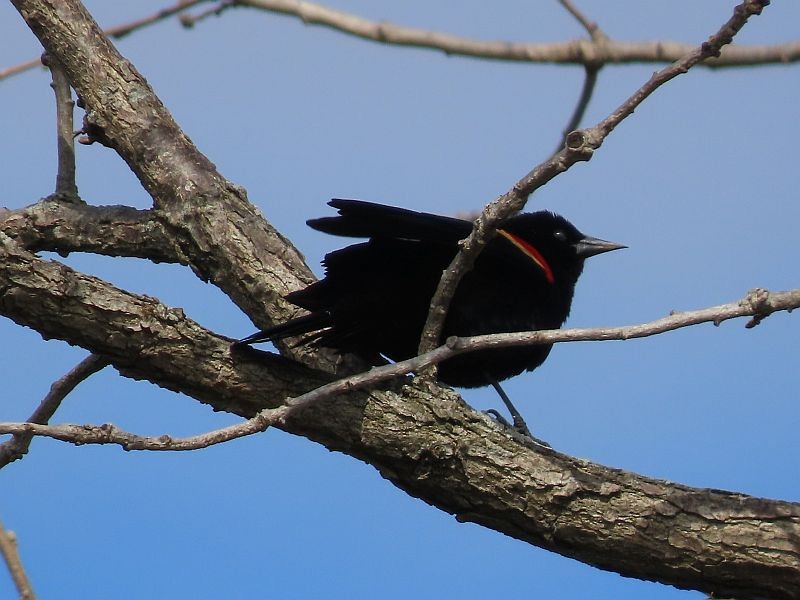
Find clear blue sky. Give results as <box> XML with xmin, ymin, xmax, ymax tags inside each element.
<box><xmin>2</xmin><ymin>2</ymin><xmax>798</xmax><ymax>598</ymax></box>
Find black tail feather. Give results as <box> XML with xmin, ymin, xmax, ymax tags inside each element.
<box><xmin>233</xmin><ymin>312</ymin><xmax>332</xmax><ymax>347</ymax></box>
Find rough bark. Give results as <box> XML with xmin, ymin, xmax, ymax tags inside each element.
<box><xmin>3</xmin><ymin>1</ymin><xmax>799</xmax><ymax>598</ymax></box>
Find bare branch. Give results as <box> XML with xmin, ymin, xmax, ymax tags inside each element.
<box><xmin>0</xmin><ymin>0</ymin><xmax>208</xmax><ymax>82</ymax></box>
<box><xmin>180</xmin><ymin>0</ymin><xmax>232</xmax><ymax>25</ymax></box>
<box><xmin>5</xmin><ymin>2</ymin><xmax>799</xmax><ymax>596</ymax></box>
<box><xmin>416</xmin><ymin>0</ymin><xmax>772</xmax><ymax>366</ymax></box>
<box><xmin>208</xmin><ymin>0</ymin><xmax>798</xmax><ymax>68</ymax></box>
<box><xmin>557</xmin><ymin>0</ymin><xmax>605</xmax><ymax>42</ymax></box>
<box><xmin>10</xmin><ymin>0</ymin><xmax>336</xmax><ymax>372</ymax></box>
<box><xmin>0</xmin><ymin>408</ymin><xmax>286</xmax><ymax>452</ymax></box>
<box><xmin>42</xmin><ymin>54</ymin><xmax>78</xmax><ymax>200</ymax></box>
<box><xmin>105</xmin><ymin>0</ymin><xmax>209</xmax><ymax>39</ymax></box>
<box><xmin>0</xmin><ymin>58</ymin><xmax>41</xmax><ymax>82</ymax></box>
<box><xmin>0</xmin><ymin>230</ymin><xmax>326</xmax><ymax>416</ymax></box>
<box><xmin>0</xmin><ymin>200</ymin><xmax>183</xmax><ymax>262</ymax></box>
<box><xmin>0</xmin><ymin>354</ymin><xmax>108</xmax><ymax>468</ymax></box>
<box><xmin>555</xmin><ymin>64</ymin><xmax>600</xmax><ymax>154</ymax></box>
<box><xmin>2</xmin><ymin>287</ymin><xmax>796</xmax><ymax>453</ymax></box>
<box><xmin>262</xmin><ymin>287</ymin><xmax>800</xmax><ymax>409</ymax></box>
<box><xmin>0</xmin><ymin>519</ymin><xmax>35</xmax><ymax>600</ymax></box>
<box><xmin>1</xmin><ymin>221</ymin><xmax>798</xmax><ymax>596</ymax></box>
<box><xmin>3</xmin><ymin>0</ymin><xmax>798</xmax><ymax>83</ymax></box>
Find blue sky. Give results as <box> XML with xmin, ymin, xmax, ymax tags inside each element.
<box><xmin>2</xmin><ymin>2</ymin><xmax>798</xmax><ymax>598</ymax></box>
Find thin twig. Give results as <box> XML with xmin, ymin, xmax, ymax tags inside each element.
<box><xmin>180</xmin><ymin>0</ymin><xmax>234</xmax><ymax>26</ymax></box>
<box><xmin>415</xmin><ymin>0</ymin><xmax>771</xmax><ymax>376</ymax></box>
<box><xmin>557</xmin><ymin>0</ymin><xmax>605</xmax><ymax>41</ymax></box>
<box><xmin>42</xmin><ymin>54</ymin><xmax>79</xmax><ymax>200</ymax></box>
<box><xmin>554</xmin><ymin>64</ymin><xmax>600</xmax><ymax>154</ymax></box>
<box><xmin>0</xmin><ymin>0</ymin><xmax>207</xmax><ymax>81</ymax></box>
<box><xmin>0</xmin><ymin>354</ymin><xmax>108</xmax><ymax>468</ymax></box>
<box><xmin>0</xmin><ymin>519</ymin><xmax>36</xmax><ymax>600</ymax></box>
<box><xmin>0</xmin><ymin>58</ymin><xmax>41</xmax><ymax>81</ymax></box>
<box><xmin>105</xmin><ymin>0</ymin><xmax>208</xmax><ymax>38</ymax></box>
<box><xmin>0</xmin><ymin>287</ymin><xmax>795</xmax><ymax>453</ymax></box>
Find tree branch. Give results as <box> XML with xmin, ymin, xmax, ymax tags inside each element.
<box><xmin>1</xmin><ymin>224</ymin><xmax>798</xmax><ymax>597</ymax></box>
<box><xmin>0</xmin><ymin>231</ymin><xmax>322</xmax><ymax>416</ymax></box>
<box><xmin>1</xmin><ymin>287</ymin><xmax>797</xmax><ymax>454</ymax></box>
<box><xmin>0</xmin><ymin>354</ymin><xmax>108</xmax><ymax>468</ymax></box>
<box><xmin>194</xmin><ymin>0</ymin><xmax>798</xmax><ymax>68</ymax></box>
<box><xmin>5</xmin><ymin>1</ymin><xmax>799</xmax><ymax>597</ymax></box>
<box><xmin>10</xmin><ymin>0</ymin><xmax>339</xmax><ymax>373</ymax></box>
<box><xmin>554</xmin><ymin>64</ymin><xmax>600</xmax><ymax>154</ymax></box>
<box><xmin>3</xmin><ymin>0</ymin><xmax>798</xmax><ymax>83</ymax></box>
<box><xmin>0</xmin><ymin>519</ymin><xmax>35</xmax><ymax>600</ymax></box>
<box><xmin>42</xmin><ymin>54</ymin><xmax>78</xmax><ymax>201</ymax></box>
<box><xmin>415</xmin><ymin>0</ymin><xmax>771</xmax><ymax>364</ymax></box>
<box><xmin>0</xmin><ymin>200</ymin><xmax>183</xmax><ymax>262</ymax></box>
<box><xmin>0</xmin><ymin>0</ymin><xmax>209</xmax><ymax>82</ymax></box>
<box><xmin>557</xmin><ymin>0</ymin><xmax>606</xmax><ymax>42</ymax></box>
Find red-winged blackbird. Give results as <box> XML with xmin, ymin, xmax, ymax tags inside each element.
<box><xmin>237</xmin><ymin>199</ymin><xmax>624</xmax><ymax>432</ymax></box>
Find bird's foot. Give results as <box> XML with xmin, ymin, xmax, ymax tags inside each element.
<box><xmin>483</xmin><ymin>410</ymin><xmax>551</xmax><ymax>448</ymax></box>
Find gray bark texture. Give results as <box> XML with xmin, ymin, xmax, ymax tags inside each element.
<box><xmin>2</xmin><ymin>1</ymin><xmax>799</xmax><ymax>598</ymax></box>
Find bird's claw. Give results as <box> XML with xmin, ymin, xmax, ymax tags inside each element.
<box><xmin>483</xmin><ymin>409</ymin><xmax>551</xmax><ymax>448</ymax></box>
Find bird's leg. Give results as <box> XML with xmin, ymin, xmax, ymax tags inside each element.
<box><xmin>488</xmin><ymin>378</ymin><xmax>532</xmax><ymax>437</ymax></box>
<box><xmin>485</xmin><ymin>378</ymin><xmax>551</xmax><ymax>448</ymax></box>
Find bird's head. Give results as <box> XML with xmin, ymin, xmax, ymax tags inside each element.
<box><xmin>498</xmin><ymin>211</ymin><xmax>626</xmax><ymax>284</ymax></box>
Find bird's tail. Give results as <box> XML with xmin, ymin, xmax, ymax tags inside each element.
<box><xmin>233</xmin><ymin>312</ymin><xmax>332</xmax><ymax>347</ymax></box>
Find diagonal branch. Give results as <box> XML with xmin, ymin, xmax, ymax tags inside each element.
<box><xmin>416</xmin><ymin>0</ymin><xmax>772</xmax><ymax>366</ymax></box>
<box><xmin>1</xmin><ymin>287</ymin><xmax>797</xmax><ymax>453</ymax></box>
<box><xmin>5</xmin><ymin>2</ymin><xmax>799</xmax><ymax>597</ymax></box>
<box><xmin>0</xmin><ymin>519</ymin><xmax>35</xmax><ymax>600</ymax></box>
<box><xmin>0</xmin><ymin>0</ymin><xmax>209</xmax><ymax>82</ymax></box>
<box><xmin>557</xmin><ymin>0</ymin><xmax>606</xmax><ymax>42</ymax></box>
<box><xmin>1</xmin><ymin>227</ymin><xmax>798</xmax><ymax>597</ymax></box>
<box><xmin>0</xmin><ymin>354</ymin><xmax>108</xmax><ymax>468</ymax></box>
<box><xmin>10</xmin><ymin>0</ymin><xmax>337</xmax><ymax>372</ymax></box>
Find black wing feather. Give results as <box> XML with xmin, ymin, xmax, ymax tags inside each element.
<box><xmin>308</xmin><ymin>199</ymin><xmax>472</xmax><ymax>242</ymax></box>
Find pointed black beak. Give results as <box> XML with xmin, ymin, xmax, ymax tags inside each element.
<box><xmin>574</xmin><ymin>236</ymin><xmax>627</xmax><ymax>258</ymax></box>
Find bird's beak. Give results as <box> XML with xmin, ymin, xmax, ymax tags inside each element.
<box><xmin>574</xmin><ymin>236</ymin><xmax>627</xmax><ymax>258</ymax></box>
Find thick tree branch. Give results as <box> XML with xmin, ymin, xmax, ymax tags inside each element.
<box><xmin>0</xmin><ymin>200</ymin><xmax>183</xmax><ymax>262</ymax></box>
<box><xmin>0</xmin><ymin>231</ymin><xmax>322</xmax><ymax>417</ymax></box>
<box><xmin>197</xmin><ymin>0</ymin><xmax>798</xmax><ymax>68</ymax></box>
<box><xmin>416</xmin><ymin>0</ymin><xmax>771</xmax><ymax>363</ymax></box>
<box><xmin>1</xmin><ymin>287</ymin><xmax>797</xmax><ymax>453</ymax></box>
<box><xmin>5</xmin><ymin>2</ymin><xmax>799</xmax><ymax>597</ymax></box>
<box><xmin>1</xmin><ymin>230</ymin><xmax>799</xmax><ymax>598</ymax></box>
<box><xmin>10</xmin><ymin>0</ymin><xmax>339</xmax><ymax>373</ymax></box>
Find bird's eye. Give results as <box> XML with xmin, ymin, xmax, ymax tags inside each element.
<box><xmin>553</xmin><ymin>230</ymin><xmax>567</xmax><ymax>242</ymax></box>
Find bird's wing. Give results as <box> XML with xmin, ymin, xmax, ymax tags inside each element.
<box><xmin>307</xmin><ymin>199</ymin><xmax>473</xmax><ymax>242</ymax></box>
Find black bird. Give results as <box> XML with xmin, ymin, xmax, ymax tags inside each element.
<box><xmin>236</xmin><ymin>199</ymin><xmax>624</xmax><ymax>434</ymax></box>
